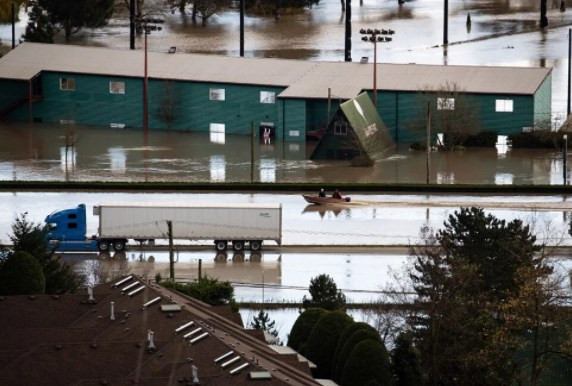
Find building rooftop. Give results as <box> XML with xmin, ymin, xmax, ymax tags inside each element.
<box><xmin>0</xmin><ymin>43</ymin><xmax>551</xmax><ymax>99</ymax></box>
<box><xmin>0</xmin><ymin>277</ymin><xmax>320</xmax><ymax>385</ymax></box>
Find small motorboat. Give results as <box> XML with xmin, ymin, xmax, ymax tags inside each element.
<box><xmin>302</xmin><ymin>194</ymin><xmax>353</xmax><ymax>206</ymax></box>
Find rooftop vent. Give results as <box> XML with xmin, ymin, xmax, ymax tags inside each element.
<box><xmin>189</xmin><ymin>332</ymin><xmax>209</xmax><ymax>345</ymax></box>
<box><xmin>221</xmin><ymin>356</ymin><xmax>241</xmax><ymax>369</ymax></box>
<box><xmin>183</xmin><ymin>327</ymin><xmax>202</xmax><ymax>339</ymax></box>
<box><xmin>249</xmin><ymin>371</ymin><xmax>272</xmax><ymax>380</ymax></box>
<box><xmin>168</xmin><ymin>46</ymin><xmax>176</xmax><ymax>54</ymax></box>
<box><xmin>161</xmin><ymin>303</ymin><xmax>182</xmax><ymax>313</ymax></box>
<box><xmin>128</xmin><ymin>286</ymin><xmax>145</xmax><ymax>297</ymax></box>
<box><xmin>113</xmin><ymin>276</ymin><xmax>132</xmax><ymax>288</ymax></box>
<box><xmin>230</xmin><ymin>363</ymin><xmax>249</xmax><ymax>375</ymax></box>
<box><xmin>360</xmin><ymin>56</ymin><xmax>369</xmax><ymax>64</ymax></box>
<box><xmin>122</xmin><ymin>282</ymin><xmax>139</xmax><ymax>293</ymax></box>
<box><xmin>214</xmin><ymin>351</ymin><xmax>234</xmax><ymax>364</ymax></box>
<box><xmin>143</xmin><ymin>296</ymin><xmax>161</xmax><ymax>309</ymax></box>
<box><xmin>175</xmin><ymin>321</ymin><xmax>195</xmax><ymax>334</ymax></box>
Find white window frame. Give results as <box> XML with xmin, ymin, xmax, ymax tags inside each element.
<box><xmin>60</xmin><ymin>78</ymin><xmax>76</xmax><ymax>91</ymax></box>
<box><xmin>437</xmin><ymin>97</ymin><xmax>455</xmax><ymax>111</ymax></box>
<box><xmin>109</xmin><ymin>81</ymin><xmax>126</xmax><ymax>95</ymax></box>
<box><xmin>260</xmin><ymin>91</ymin><xmax>276</xmax><ymax>104</ymax></box>
<box><xmin>209</xmin><ymin>88</ymin><xmax>225</xmax><ymax>101</ymax></box>
<box><xmin>334</xmin><ymin>121</ymin><xmax>348</xmax><ymax>135</ymax></box>
<box><xmin>209</xmin><ymin>123</ymin><xmax>225</xmax><ymax>144</ymax></box>
<box><xmin>495</xmin><ymin>99</ymin><xmax>513</xmax><ymax>112</ymax></box>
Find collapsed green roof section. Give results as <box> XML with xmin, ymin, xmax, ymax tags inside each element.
<box><xmin>339</xmin><ymin>92</ymin><xmax>394</xmax><ymax>159</ymax></box>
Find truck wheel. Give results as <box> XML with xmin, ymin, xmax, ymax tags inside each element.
<box><xmin>113</xmin><ymin>240</ymin><xmax>125</xmax><ymax>252</ymax></box>
<box><xmin>215</xmin><ymin>240</ymin><xmax>228</xmax><ymax>251</ymax></box>
<box><xmin>250</xmin><ymin>240</ymin><xmax>262</xmax><ymax>251</ymax></box>
<box><xmin>98</xmin><ymin>240</ymin><xmax>110</xmax><ymax>252</ymax></box>
<box><xmin>232</xmin><ymin>241</ymin><xmax>244</xmax><ymax>251</ymax></box>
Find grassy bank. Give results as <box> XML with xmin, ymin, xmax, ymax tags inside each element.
<box><xmin>1</xmin><ymin>181</ymin><xmax>572</xmax><ymax>194</ymax></box>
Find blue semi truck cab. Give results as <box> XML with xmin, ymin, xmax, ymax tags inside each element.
<box><xmin>45</xmin><ymin>204</ymin><xmax>99</xmax><ymax>252</ymax></box>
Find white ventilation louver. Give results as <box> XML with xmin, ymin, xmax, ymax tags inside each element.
<box><xmin>230</xmin><ymin>363</ymin><xmax>249</xmax><ymax>375</ymax></box>
<box><xmin>122</xmin><ymin>282</ymin><xmax>139</xmax><ymax>292</ymax></box>
<box><xmin>213</xmin><ymin>351</ymin><xmax>234</xmax><ymax>364</ymax></box>
<box><xmin>113</xmin><ymin>276</ymin><xmax>133</xmax><ymax>288</ymax></box>
<box><xmin>128</xmin><ymin>286</ymin><xmax>145</xmax><ymax>297</ymax></box>
<box><xmin>183</xmin><ymin>327</ymin><xmax>202</xmax><ymax>339</ymax></box>
<box><xmin>189</xmin><ymin>332</ymin><xmax>209</xmax><ymax>345</ymax></box>
<box><xmin>143</xmin><ymin>297</ymin><xmax>161</xmax><ymax>308</ymax></box>
<box><xmin>175</xmin><ymin>321</ymin><xmax>195</xmax><ymax>334</ymax></box>
<box><xmin>221</xmin><ymin>356</ymin><xmax>241</xmax><ymax>369</ymax></box>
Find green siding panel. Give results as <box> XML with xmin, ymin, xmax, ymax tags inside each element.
<box><xmin>284</xmin><ymin>99</ymin><xmax>306</xmax><ymax>141</ymax></box>
<box><xmin>0</xmin><ymin>80</ymin><xmax>29</xmax><ymax>118</ymax></box>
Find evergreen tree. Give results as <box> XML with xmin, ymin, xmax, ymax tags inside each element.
<box><xmin>250</xmin><ymin>310</ymin><xmax>280</xmax><ymax>343</ymax></box>
<box><xmin>22</xmin><ymin>3</ymin><xmax>55</xmax><ymax>44</ymax></box>
<box><xmin>391</xmin><ymin>332</ymin><xmax>423</xmax><ymax>386</ymax></box>
<box><xmin>303</xmin><ymin>273</ymin><xmax>346</xmax><ymax>311</ymax></box>
<box><xmin>0</xmin><ymin>251</ymin><xmax>45</xmax><ymax>295</ymax></box>
<box><xmin>38</xmin><ymin>0</ymin><xmax>115</xmax><ymax>40</ymax></box>
<box><xmin>9</xmin><ymin>213</ymin><xmax>82</xmax><ymax>294</ymax></box>
<box><xmin>340</xmin><ymin>340</ymin><xmax>392</xmax><ymax>386</ymax></box>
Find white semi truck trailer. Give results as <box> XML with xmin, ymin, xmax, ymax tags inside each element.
<box><xmin>45</xmin><ymin>202</ymin><xmax>282</xmax><ymax>252</ymax></box>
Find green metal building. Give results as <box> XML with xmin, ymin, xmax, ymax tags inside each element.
<box><xmin>0</xmin><ymin>43</ymin><xmax>552</xmax><ymax>143</ymax></box>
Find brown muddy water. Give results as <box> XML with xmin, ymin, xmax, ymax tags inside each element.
<box><xmin>0</xmin><ymin>122</ymin><xmax>569</xmax><ymax>184</ymax></box>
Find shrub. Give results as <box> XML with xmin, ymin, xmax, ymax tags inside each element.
<box><xmin>332</xmin><ymin>323</ymin><xmax>381</xmax><ymax>382</ymax></box>
<box><xmin>340</xmin><ymin>340</ymin><xmax>392</xmax><ymax>386</ymax></box>
<box><xmin>463</xmin><ymin>131</ymin><xmax>498</xmax><ymax>147</ymax></box>
<box><xmin>305</xmin><ymin>311</ymin><xmax>354</xmax><ymax>378</ymax></box>
<box><xmin>508</xmin><ymin>131</ymin><xmax>564</xmax><ymax>149</ymax></box>
<box><xmin>162</xmin><ymin>275</ymin><xmax>234</xmax><ymax>306</ymax></box>
<box><xmin>409</xmin><ymin>142</ymin><xmax>426</xmax><ymax>151</ymax></box>
<box><xmin>288</xmin><ymin>308</ymin><xmax>328</xmax><ymax>352</ymax></box>
<box><xmin>0</xmin><ymin>251</ymin><xmax>45</xmax><ymax>295</ymax></box>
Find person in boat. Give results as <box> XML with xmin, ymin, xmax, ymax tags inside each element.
<box><xmin>318</xmin><ymin>188</ymin><xmax>326</xmax><ymax>198</ymax></box>
<box><xmin>332</xmin><ymin>189</ymin><xmax>342</xmax><ymax>199</ymax></box>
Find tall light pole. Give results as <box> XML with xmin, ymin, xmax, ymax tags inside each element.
<box><xmin>135</xmin><ymin>18</ymin><xmax>164</xmax><ymax>136</ymax></box>
<box><xmin>11</xmin><ymin>1</ymin><xmax>16</xmax><ymax>49</ymax></box>
<box><xmin>360</xmin><ymin>28</ymin><xmax>395</xmax><ymax>108</ymax></box>
<box><xmin>564</xmin><ymin>134</ymin><xmax>568</xmax><ymax>186</ymax></box>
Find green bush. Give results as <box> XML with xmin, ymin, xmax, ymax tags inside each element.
<box><xmin>340</xmin><ymin>340</ymin><xmax>392</xmax><ymax>386</ymax></box>
<box><xmin>463</xmin><ymin>131</ymin><xmax>498</xmax><ymax>147</ymax></box>
<box><xmin>332</xmin><ymin>323</ymin><xmax>381</xmax><ymax>382</ymax></box>
<box><xmin>162</xmin><ymin>275</ymin><xmax>234</xmax><ymax>306</ymax></box>
<box><xmin>305</xmin><ymin>311</ymin><xmax>354</xmax><ymax>378</ymax></box>
<box><xmin>508</xmin><ymin>131</ymin><xmax>564</xmax><ymax>149</ymax></box>
<box><xmin>288</xmin><ymin>308</ymin><xmax>328</xmax><ymax>352</ymax></box>
<box><xmin>0</xmin><ymin>251</ymin><xmax>45</xmax><ymax>295</ymax></box>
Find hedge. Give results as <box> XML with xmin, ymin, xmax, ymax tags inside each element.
<box><xmin>288</xmin><ymin>308</ymin><xmax>328</xmax><ymax>352</ymax></box>
<box><xmin>340</xmin><ymin>340</ymin><xmax>392</xmax><ymax>386</ymax></box>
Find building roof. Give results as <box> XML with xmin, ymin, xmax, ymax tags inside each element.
<box><xmin>0</xmin><ymin>278</ymin><xmax>320</xmax><ymax>386</ymax></box>
<box><xmin>0</xmin><ymin>43</ymin><xmax>551</xmax><ymax>99</ymax></box>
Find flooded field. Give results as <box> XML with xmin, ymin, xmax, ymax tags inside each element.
<box><xmin>0</xmin><ymin>122</ymin><xmax>570</xmax><ymax>184</ymax></box>
<box><xmin>1</xmin><ymin>191</ymin><xmax>570</xmax><ymax>246</ymax></box>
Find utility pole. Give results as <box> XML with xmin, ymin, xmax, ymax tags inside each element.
<box><xmin>250</xmin><ymin>122</ymin><xmax>255</xmax><ymax>183</ymax></box>
<box><xmin>167</xmin><ymin>220</ymin><xmax>174</xmax><ymax>280</ymax></box>
<box><xmin>443</xmin><ymin>0</ymin><xmax>448</xmax><ymax>45</ymax></box>
<box><xmin>130</xmin><ymin>0</ymin><xmax>135</xmax><ymax>50</ymax></box>
<box><xmin>240</xmin><ymin>0</ymin><xmax>245</xmax><ymax>57</ymax></box>
<box><xmin>360</xmin><ymin>28</ymin><xmax>395</xmax><ymax>108</ymax></box>
<box><xmin>344</xmin><ymin>0</ymin><xmax>352</xmax><ymax>62</ymax></box>
<box><xmin>564</xmin><ymin>135</ymin><xmax>568</xmax><ymax>186</ymax></box>
<box><xmin>566</xmin><ymin>28</ymin><xmax>572</xmax><ymax>116</ymax></box>
<box><xmin>11</xmin><ymin>1</ymin><xmax>16</xmax><ymax>49</ymax></box>
<box><xmin>426</xmin><ymin>101</ymin><xmax>431</xmax><ymax>185</ymax></box>
<box><xmin>198</xmin><ymin>258</ymin><xmax>202</xmax><ymax>282</ymax></box>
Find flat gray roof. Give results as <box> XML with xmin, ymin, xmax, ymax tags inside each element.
<box><xmin>0</xmin><ymin>43</ymin><xmax>551</xmax><ymax>98</ymax></box>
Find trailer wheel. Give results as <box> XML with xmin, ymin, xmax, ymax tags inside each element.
<box><xmin>250</xmin><ymin>240</ymin><xmax>262</xmax><ymax>251</ymax></box>
<box><xmin>113</xmin><ymin>240</ymin><xmax>125</xmax><ymax>252</ymax></box>
<box><xmin>98</xmin><ymin>240</ymin><xmax>110</xmax><ymax>252</ymax></box>
<box><xmin>215</xmin><ymin>240</ymin><xmax>228</xmax><ymax>251</ymax></box>
<box><xmin>232</xmin><ymin>240</ymin><xmax>244</xmax><ymax>251</ymax></box>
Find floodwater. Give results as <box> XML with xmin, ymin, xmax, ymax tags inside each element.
<box><xmin>1</xmin><ymin>0</ymin><xmax>571</xmax><ymax>117</ymax></box>
<box><xmin>1</xmin><ymin>122</ymin><xmax>571</xmax><ymax>184</ymax></box>
<box><xmin>0</xmin><ymin>191</ymin><xmax>570</xmax><ymax>246</ymax></box>
<box><xmin>74</xmin><ymin>249</ymin><xmax>572</xmax><ymax>343</ymax></box>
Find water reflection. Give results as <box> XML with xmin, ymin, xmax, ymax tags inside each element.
<box><xmin>209</xmin><ymin>155</ymin><xmax>226</xmax><ymax>182</ymax></box>
<box><xmin>108</xmin><ymin>147</ymin><xmax>127</xmax><ymax>174</ymax></box>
